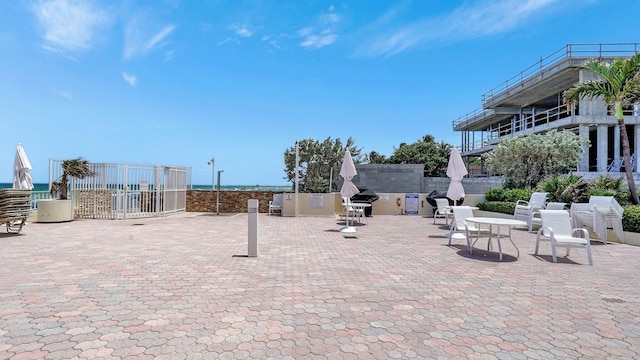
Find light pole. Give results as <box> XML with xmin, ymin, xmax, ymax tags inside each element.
<box><xmin>207</xmin><ymin>157</ymin><xmax>215</xmax><ymax>192</ymax></box>
<box><xmin>216</xmin><ymin>170</ymin><xmax>224</xmax><ymax>215</ymax></box>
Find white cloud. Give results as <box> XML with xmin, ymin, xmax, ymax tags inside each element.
<box><xmin>298</xmin><ymin>10</ymin><xmax>341</xmax><ymax>49</ymax></box>
<box><xmin>122</xmin><ymin>72</ymin><xmax>138</xmax><ymax>87</ymax></box>
<box><xmin>124</xmin><ymin>21</ymin><xmax>176</xmax><ymax>61</ymax></box>
<box><xmin>230</xmin><ymin>23</ymin><xmax>254</xmax><ymax>37</ymax></box>
<box><xmin>31</xmin><ymin>0</ymin><xmax>109</xmax><ymax>57</ymax></box>
<box><xmin>356</xmin><ymin>0</ymin><xmax>582</xmax><ymax>57</ymax></box>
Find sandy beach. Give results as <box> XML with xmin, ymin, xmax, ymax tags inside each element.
<box><xmin>1</xmin><ymin>213</ymin><xmax>639</xmax><ymax>359</ymax></box>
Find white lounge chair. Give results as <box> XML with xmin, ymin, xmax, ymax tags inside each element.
<box><xmin>570</xmin><ymin>196</ymin><xmax>624</xmax><ymax>244</ymax></box>
<box><xmin>514</xmin><ymin>192</ymin><xmax>548</xmax><ymax>229</ymax></box>
<box><xmin>268</xmin><ymin>193</ymin><xmax>283</xmax><ymax>216</ymax></box>
<box><xmin>529</xmin><ymin>202</ymin><xmax>566</xmax><ymax>231</ymax></box>
<box><xmin>535</xmin><ymin>210</ymin><xmax>593</xmax><ymax>265</ymax></box>
<box><xmin>433</xmin><ymin>198</ymin><xmax>453</xmax><ymax>225</ymax></box>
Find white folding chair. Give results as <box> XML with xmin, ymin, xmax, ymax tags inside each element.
<box><xmin>433</xmin><ymin>198</ymin><xmax>453</xmax><ymax>225</ymax></box>
<box><xmin>514</xmin><ymin>192</ymin><xmax>548</xmax><ymax>229</ymax></box>
<box><xmin>449</xmin><ymin>206</ymin><xmax>489</xmax><ymax>252</ymax></box>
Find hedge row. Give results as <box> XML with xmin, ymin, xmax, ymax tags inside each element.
<box><xmin>478</xmin><ymin>201</ymin><xmax>640</xmax><ymax>233</ymax></box>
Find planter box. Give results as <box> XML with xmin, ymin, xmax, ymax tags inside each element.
<box><xmin>37</xmin><ymin>199</ymin><xmax>74</xmax><ymax>223</ymax></box>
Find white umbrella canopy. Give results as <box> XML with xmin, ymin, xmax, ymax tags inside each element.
<box><xmin>13</xmin><ymin>143</ymin><xmax>34</xmax><ymax>190</ymax></box>
<box><xmin>339</xmin><ymin>149</ymin><xmax>359</xmax><ymax>232</ymax></box>
<box><xmin>446</xmin><ymin>147</ymin><xmax>467</xmax><ymax>201</ymax></box>
<box><xmin>339</xmin><ymin>149</ymin><xmax>359</xmax><ymax>199</ymax></box>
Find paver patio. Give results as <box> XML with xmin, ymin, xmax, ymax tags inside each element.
<box><xmin>1</xmin><ymin>212</ymin><xmax>640</xmax><ymax>359</ymax></box>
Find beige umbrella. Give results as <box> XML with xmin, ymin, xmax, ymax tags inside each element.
<box><xmin>446</xmin><ymin>147</ymin><xmax>467</xmax><ymax>201</ymax></box>
<box><xmin>13</xmin><ymin>143</ymin><xmax>34</xmax><ymax>190</ymax></box>
<box><xmin>339</xmin><ymin>149</ymin><xmax>359</xmax><ymax>233</ymax></box>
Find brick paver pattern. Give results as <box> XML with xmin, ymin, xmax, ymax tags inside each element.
<box><xmin>1</xmin><ymin>213</ymin><xmax>640</xmax><ymax>359</ymax></box>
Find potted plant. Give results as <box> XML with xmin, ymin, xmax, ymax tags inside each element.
<box><xmin>37</xmin><ymin>158</ymin><xmax>96</xmax><ymax>222</ymax></box>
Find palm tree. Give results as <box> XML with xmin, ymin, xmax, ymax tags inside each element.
<box><xmin>50</xmin><ymin>158</ymin><xmax>96</xmax><ymax>200</ymax></box>
<box><xmin>564</xmin><ymin>52</ymin><xmax>640</xmax><ymax>204</ymax></box>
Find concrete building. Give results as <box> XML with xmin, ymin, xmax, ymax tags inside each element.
<box><xmin>452</xmin><ymin>43</ymin><xmax>640</xmax><ymax>179</ymax></box>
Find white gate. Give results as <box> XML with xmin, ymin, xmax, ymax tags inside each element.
<box><xmin>49</xmin><ymin>160</ymin><xmax>191</xmax><ymax>220</ymax></box>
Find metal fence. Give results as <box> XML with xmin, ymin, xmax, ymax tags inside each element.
<box><xmin>46</xmin><ymin>160</ymin><xmax>191</xmax><ymax>220</ymax></box>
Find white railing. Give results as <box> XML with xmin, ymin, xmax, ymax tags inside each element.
<box><xmin>48</xmin><ymin>160</ymin><xmax>191</xmax><ymax>220</ymax></box>
<box><xmin>29</xmin><ymin>191</ymin><xmax>51</xmax><ymax>211</ymax></box>
<box><xmin>461</xmin><ymin>104</ymin><xmax>574</xmax><ymax>154</ymax></box>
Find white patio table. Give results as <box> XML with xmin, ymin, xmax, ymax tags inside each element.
<box><xmin>465</xmin><ymin>217</ymin><xmax>527</xmax><ymax>261</ymax></box>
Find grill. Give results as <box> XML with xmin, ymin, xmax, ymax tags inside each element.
<box><xmin>426</xmin><ymin>190</ymin><xmax>464</xmax><ymax>208</ymax></box>
<box><xmin>350</xmin><ymin>188</ymin><xmax>379</xmax><ymax>217</ymax></box>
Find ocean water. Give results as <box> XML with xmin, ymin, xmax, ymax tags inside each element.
<box><xmin>0</xmin><ymin>183</ymin><xmax>292</xmax><ymax>192</ymax></box>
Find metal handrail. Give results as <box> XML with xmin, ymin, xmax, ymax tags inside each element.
<box><xmin>481</xmin><ymin>43</ymin><xmax>640</xmax><ymax>105</ymax></box>
<box><xmin>453</xmin><ymin>43</ymin><xmax>640</xmax><ymax>129</ymax></box>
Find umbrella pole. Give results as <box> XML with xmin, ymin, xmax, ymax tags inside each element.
<box><xmin>340</xmin><ymin>200</ymin><xmax>356</xmax><ymax>233</ymax></box>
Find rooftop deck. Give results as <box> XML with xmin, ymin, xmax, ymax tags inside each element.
<box><xmin>453</xmin><ymin>43</ymin><xmax>640</xmax><ymax>131</ymax></box>
<box><xmin>2</xmin><ymin>213</ymin><xmax>640</xmax><ymax>358</ymax></box>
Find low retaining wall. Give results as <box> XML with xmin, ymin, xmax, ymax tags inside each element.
<box><xmin>187</xmin><ymin>190</ymin><xmax>279</xmax><ymax>213</ymax></box>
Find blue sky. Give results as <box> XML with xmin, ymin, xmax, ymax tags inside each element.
<box><xmin>1</xmin><ymin>0</ymin><xmax>638</xmax><ymax>186</ymax></box>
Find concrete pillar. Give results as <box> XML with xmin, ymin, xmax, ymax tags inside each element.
<box><xmin>597</xmin><ymin>125</ymin><xmax>608</xmax><ymax>172</ymax></box>
<box><xmin>579</xmin><ymin>69</ymin><xmax>608</xmax><ymax>116</ymax></box>
<box><xmin>579</xmin><ymin>125</ymin><xmax>589</xmax><ymax>172</ymax></box>
<box><xmin>614</xmin><ymin>124</ymin><xmax>621</xmax><ymax>160</ymax></box>
<box><xmin>635</xmin><ymin>125</ymin><xmax>640</xmax><ymax>172</ymax></box>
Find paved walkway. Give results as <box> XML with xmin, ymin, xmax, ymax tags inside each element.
<box><xmin>1</xmin><ymin>213</ymin><xmax>640</xmax><ymax>359</ymax></box>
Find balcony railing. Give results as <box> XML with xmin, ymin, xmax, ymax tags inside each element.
<box><xmin>481</xmin><ymin>43</ymin><xmax>640</xmax><ymax>105</ymax></box>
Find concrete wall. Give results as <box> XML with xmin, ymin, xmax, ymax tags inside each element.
<box><xmin>423</xmin><ymin>177</ymin><xmax>504</xmax><ymax>194</ymax></box>
<box><xmin>353</xmin><ymin>164</ymin><xmax>424</xmax><ymax>193</ymax></box>
<box><xmin>353</xmin><ymin>163</ymin><xmax>503</xmax><ymax>194</ymax></box>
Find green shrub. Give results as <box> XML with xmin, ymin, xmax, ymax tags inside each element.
<box><xmin>484</xmin><ymin>188</ymin><xmax>532</xmax><ymax>202</ymax></box>
<box><xmin>536</xmin><ymin>174</ymin><xmax>590</xmax><ymax>204</ymax></box>
<box><xmin>623</xmin><ymin>205</ymin><xmax>640</xmax><ymax>233</ymax></box>
<box><xmin>476</xmin><ymin>201</ymin><xmax>515</xmax><ymax>215</ymax></box>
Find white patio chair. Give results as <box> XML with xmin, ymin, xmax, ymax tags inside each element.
<box><xmin>529</xmin><ymin>202</ymin><xmax>566</xmax><ymax>231</ymax></box>
<box><xmin>514</xmin><ymin>192</ymin><xmax>548</xmax><ymax>229</ymax></box>
<box><xmin>535</xmin><ymin>210</ymin><xmax>593</xmax><ymax>265</ymax></box>
<box><xmin>341</xmin><ymin>197</ymin><xmax>365</xmax><ymax>224</ymax></box>
<box><xmin>433</xmin><ymin>198</ymin><xmax>453</xmax><ymax>225</ymax></box>
<box><xmin>570</xmin><ymin>196</ymin><xmax>624</xmax><ymax>244</ymax></box>
<box><xmin>268</xmin><ymin>193</ymin><xmax>283</xmax><ymax>216</ymax></box>
<box><xmin>449</xmin><ymin>206</ymin><xmax>489</xmax><ymax>252</ymax></box>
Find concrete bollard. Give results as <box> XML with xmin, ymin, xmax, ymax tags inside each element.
<box><xmin>248</xmin><ymin>199</ymin><xmax>258</xmax><ymax>257</ymax></box>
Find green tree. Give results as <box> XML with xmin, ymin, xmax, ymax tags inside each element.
<box><xmin>387</xmin><ymin>135</ymin><xmax>451</xmax><ymax>176</ymax></box>
<box><xmin>284</xmin><ymin>137</ymin><xmax>362</xmax><ymax>193</ymax></box>
<box><xmin>50</xmin><ymin>158</ymin><xmax>96</xmax><ymax>200</ymax></box>
<box><xmin>564</xmin><ymin>53</ymin><xmax>640</xmax><ymax>204</ymax></box>
<box><xmin>485</xmin><ymin>130</ymin><xmax>586</xmax><ymax>189</ymax></box>
<box><xmin>365</xmin><ymin>151</ymin><xmax>387</xmax><ymax>164</ymax></box>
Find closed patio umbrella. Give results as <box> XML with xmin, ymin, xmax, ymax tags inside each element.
<box><xmin>339</xmin><ymin>149</ymin><xmax>359</xmax><ymax>233</ymax></box>
<box><xmin>446</xmin><ymin>147</ymin><xmax>467</xmax><ymax>201</ymax></box>
<box><xmin>13</xmin><ymin>143</ymin><xmax>34</xmax><ymax>190</ymax></box>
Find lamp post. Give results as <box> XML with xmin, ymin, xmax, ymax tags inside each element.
<box><xmin>207</xmin><ymin>157</ymin><xmax>215</xmax><ymax>192</ymax></box>
<box><xmin>217</xmin><ymin>170</ymin><xmax>224</xmax><ymax>215</ymax></box>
